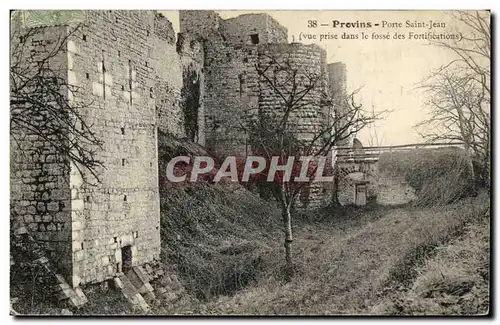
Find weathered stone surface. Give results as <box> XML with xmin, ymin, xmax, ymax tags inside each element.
<box><xmin>11</xmin><ymin>10</ymin><xmax>349</xmax><ymax>291</ymax></box>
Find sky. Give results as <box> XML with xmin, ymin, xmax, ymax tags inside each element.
<box><xmin>160</xmin><ymin>10</ymin><xmax>470</xmax><ymax>146</ymax></box>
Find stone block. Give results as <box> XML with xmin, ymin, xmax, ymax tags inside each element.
<box><xmin>47</xmin><ymin>201</ymin><xmax>59</xmax><ymax>212</ymax></box>
<box><xmin>72</xmin><ymin>221</ymin><xmax>83</xmax><ymax>231</ymax></box>
<box><xmin>92</xmin><ymin>82</ymin><xmax>104</xmax><ymax>97</ymax></box>
<box><xmin>14</xmin><ymin>226</ymin><xmax>28</xmax><ymax>235</ymax></box>
<box><xmin>67</xmin><ymin>40</ymin><xmax>79</xmax><ymax>54</ymax></box>
<box><xmin>68</xmin><ymin>71</ymin><xmax>78</xmax><ymax>85</ymax></box>
<box><xmin>74</xmin><ymin>250</ymin><xmax>85</xmax><ymax>262</ymax></box>
<box><xmin>23</xmin><ymin>215</ymin><xmax>34</xmax><ymax>223</ymax></box>
<box><xmin>72</xmin><ymin>199</ymin><xmax>84</xmax><ymax>211</ymax></box>
<box><xmin>114</xmin><ymin>277</ymin><xmax>124</xmax><ymax>289</ymax></box>
<box><xmin>71</xmin><ymin>189</ymin><xmax>79</xmax><ymax>200</ymax></box>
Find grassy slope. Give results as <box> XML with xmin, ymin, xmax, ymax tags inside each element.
<box><xmin>378</xmin><ymin>148</ymin><xmax>474</xmax><ymax>205</ymax></box>
<box><xmin>161</xmin><ymin>182</ymin><xmax>282</xmax><ymax>301</ymax></box>
<box><xmin>171</xmin><ymin>192</ymin><xmax>490</xmax><ymax>315</ymax></box>
<box><xmin>371</xmin><ymin>213</ymin><xmax>490</xmax><ymax>315</ymax></box>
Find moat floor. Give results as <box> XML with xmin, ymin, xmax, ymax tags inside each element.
<box><xmin>171</xmin><ymin>193</ymin><xmax>489</xmax><ymax>315</ymax></box>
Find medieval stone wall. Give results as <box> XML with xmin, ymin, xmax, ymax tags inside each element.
<box><xmin>11</xmin><ymin>11</ymin><xmax>206</xmax><ymax>288</ymax></box>
<box><xmin>179</xmin><ymin>10</ymin><xmax>221</xmax><ymax>40</ymax></box>
<box><xmin>336</xmin><ymin>159</ymin><xmax>419</xmax><ymax>207</ymax></box>
<box><xmin>11</xmin><ymin>10</ymin><xmax>352</xmax><ymax>290</ymax></box>
<box><xmin>8</xmin><ymin>11</ymin><xmax>208</xmax><ymax>288</ymax></box>
<box><xmin>222</xmin><ymin>14</ymin><xmax>288</xmax><ymax>46</ymax></box>
<box><xmin>337</xmin><ymin>161</ymin><xmax>379</xmax><ymax>206</ymax></box>
<box><xmin>178</xmin><ymin>33</ymin><xmax>205</xmax><ymax>145</ymax></box>
<box><xmin>65</xmin><ymin>10</ymin><xmax>166</xmax><ymax>286</ymax></box>
<box><xmin>203</xmin><ymin>36</ymin><xmax>257</xmax><ymax>156</ymax></box>
<box><xmin>180</xmin><ymin>10</ymin><xmax>262</xmax><ymax>157</ymax></box>
<box><xmin>258</xmin><ymin>43</ymin><xmax>333</xmax><ymax>209</ymax></box>
<box><xmin>376</xmin><ymin>170</ymin><xmax>417</xmax><ymax>206</ymax></box>
<box><xmin>258</xmin><ymin>43</ymin><xmax>328</xmax><ymax>142</ymax></box>
<box><xmin>327</xmin><ymin>62</ymin><xmax>351</xmax><ymax>147</ymax></box>
<box><xmin>151</xmin><ymin>13</ymin><xmax>185</xmax><ymax>138</ymax></box>
<box><xmin>10</xmin><ymin>25</ymin><xmax>74</xmax><ymax>278</ymax></box>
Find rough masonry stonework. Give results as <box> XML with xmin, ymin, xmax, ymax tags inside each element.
<box><xmin>11</xmin><ymin>10</ymin><xmax>351</xmax><ymax>288</ymax></box>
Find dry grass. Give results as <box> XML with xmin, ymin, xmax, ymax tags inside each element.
<box><xmin>371</xmin><ymin>209</ymin><xmax>490</xmax><ymax>315</ymax></box>
<box><xmin>378</xmin><ymin>148</ymin><xmax>475</xmax><ymax>205</ymax></box>
<box><xmin>169</xmin><ymin>191</ymin><xmax>489</xmax><ymax>315</ymax></box>
<box><xmin>161</xmin><ymin>182</ymin><xmax>281</xmax><ymax>301</ymax></box>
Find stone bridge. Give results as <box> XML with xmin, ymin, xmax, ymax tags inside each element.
<box><xmin>333</xmin><ymin>142</ymin><xmax>466</xmax><ymax>206</ymax></box>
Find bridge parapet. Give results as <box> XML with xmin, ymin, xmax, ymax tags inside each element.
<box><xmin>333</xmin><ymin>142</ymin><xmax>465</xmax><ymax>165</ymax></box>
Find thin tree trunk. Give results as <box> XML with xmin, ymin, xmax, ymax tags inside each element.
<box><xmin>333</xmin><ymin>164</ymin><xmax>340</xmax><ymax>205</ymax></box>
<box><xmin>464</xmin><ymin>143</ymin><xmax>477</xmax><ymax>195</ymax></box>
<box><xmin>282</xmin><ymin>203</ymin><xmax>293</xmax><ymax>280</ymax></box>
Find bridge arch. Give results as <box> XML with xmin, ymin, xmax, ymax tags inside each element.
<box><xmin>336</xmin><ymin>161</ymin><xmax>378</xmax><ymax>206</ymax></box>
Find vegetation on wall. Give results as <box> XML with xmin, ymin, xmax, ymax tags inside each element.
<box><xmin>181</xmin><ymin>65</ymin><xmax>201</xmax><ymax>142</ymax></box>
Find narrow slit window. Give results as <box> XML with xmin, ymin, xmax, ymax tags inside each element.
<box><xmin>101</xmin><ymin>50</ymin><xmax>106</xmax><ymax>100</ymax></box>
<box><xmin>239</xmin><ymin>73</ymin><xmax>246</xmax><ymax>95</ymax></box>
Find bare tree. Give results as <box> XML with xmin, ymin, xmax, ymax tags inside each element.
<box><xmin>10</xmin><ymin>15</ymin><xmax>103</xmax><ymax>184</ymax></box>
<box><xmin>247</xmin><ymin>52</ymin><xmax>381</xmax><ymax>278</ymax></box>
<box><xmin>416</xmin><ymin>11</ymin><xmax>490</xmax><ymax>186</ymax></box>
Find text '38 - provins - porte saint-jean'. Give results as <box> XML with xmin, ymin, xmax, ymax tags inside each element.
<box><xmin>10</xmin><ymin>9</ymin><xmax>490</xmax><ymax>316</ymax></box>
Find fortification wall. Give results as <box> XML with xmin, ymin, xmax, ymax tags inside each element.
<box><xmin>376</xmin><ymin>172</ymin><xmax>417</xmax><ymax>206</ymax></box>
<box><xmin>258</xmin><ymin>43</ymin><xmax>333</xmax><ymax>209</ymax></box>
<box><xmin>65</xmin><ymin>10</ymin><xmax>164</xmax><ymax>286</ymax></box>
<box><xmin>179</xmin><ymin>10</ymin><xmax>221</xmax><ymax>39</ymax></box>
<box><xmin>258</xmin><ymin>43</ymin><xmax>329</xmax><ymax>142</ymax></box>
<box><xmin>337</xmin><ymin>161</ymin><xmax>379</xmax><ymax>206</ymax></box>
<box><xmin>222</xmin><ymin>14</ymin><xmax>288</xmax><ymax>45</ymax></box>
<box><xmin>327</xmin><ymin>62</ymin><xmax>351</xmax><ymax>147</ymax></box>
<box><xmin>10</xmin><ymin>26</ymin><xmax>74</xmax><ymax>278</ymax></box>
<box><xmin>151</xmin><ymin>13</ymin><xmax>185</xmax><ymax>138</ymax></box>
<box><xmin>11</xmin><ymin>10</ymin><xmax>209</xmax><ymax>287</ymax></box>
<box><xmin>11</xmin><ymin>11</ymin><xmax>352</xmax><ymax>291</ymax></box>
<box><xmin>204</xmin><ymin>41</ymin><xmax>259</xmax><ymax>156</ymax></box>
<box><xmin>180</xmin><ymin>10</ymin><xmax>290</xmax><ymax>157</ymax></box>
<box><xmin>336</xmin><ymin>159</ymin><xmax>420</xmax><ymax>207</ymax></box>
<box><xmin>178</xmin><ymin>33</ymin><xmax>206</xmax><ymax>145</ymax></box>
